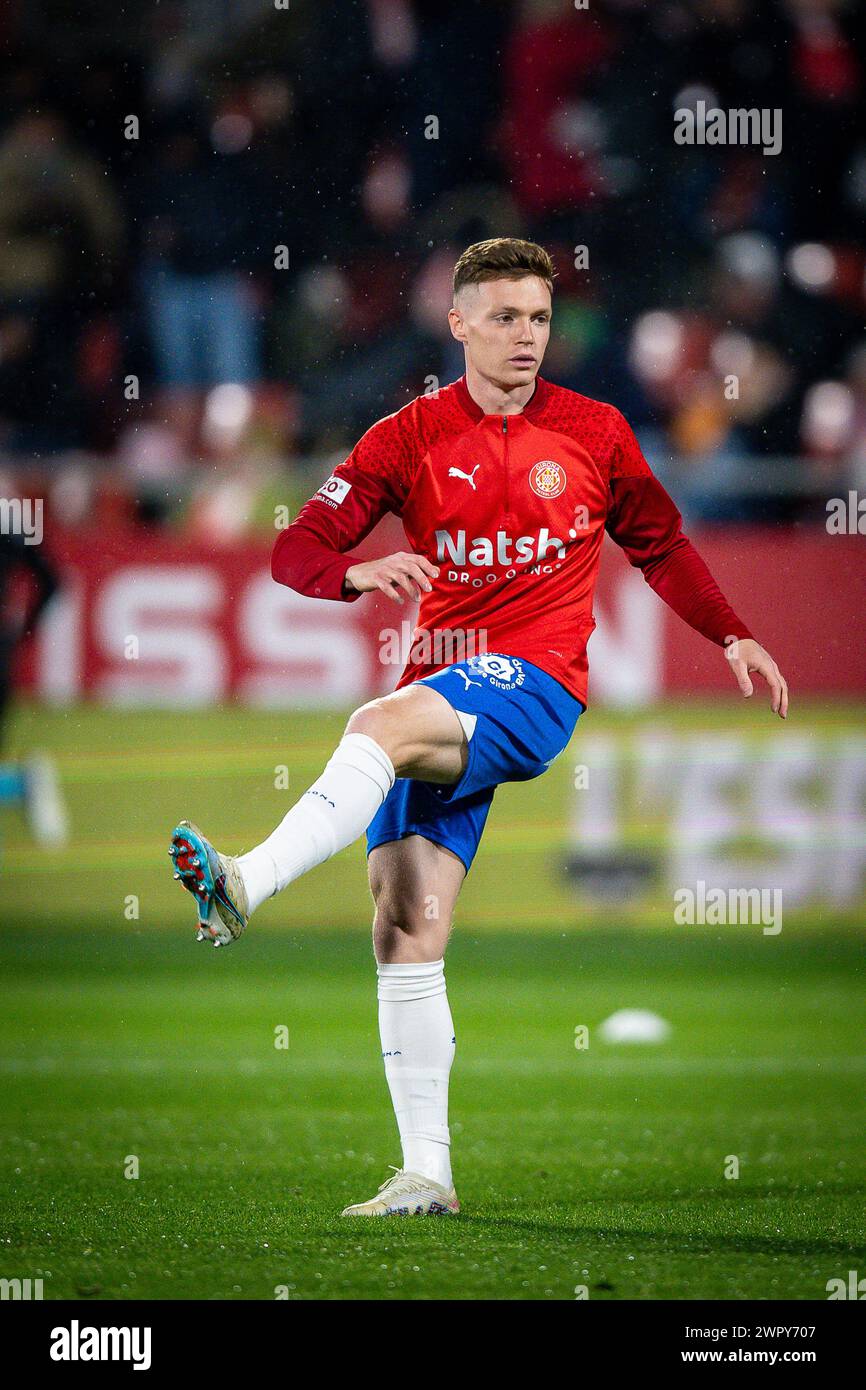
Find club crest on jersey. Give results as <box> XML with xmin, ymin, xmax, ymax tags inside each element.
<box><xmin>466</xmin><ymin>653</ymin><xmax>526</xmax><ymax>690</ymax></box>
<box><xmin>529</xmin><ymin>460</ymin><xmax>566</xmax><ymax>499</ymax></box>
<box><xmin>315</xmin><ymin>474</ymin><xmax>352</xmax><ymax>507</ymax></box>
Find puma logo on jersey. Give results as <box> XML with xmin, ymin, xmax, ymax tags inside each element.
<box><xmin>454</xmin><ymin>669</ymin><xmax>481</xmax><ymax>689</ymax></box>
<box><xmin>448</xmin><ymin>465</ymin><xmax>480</xmax><ymax>490</ymax></box>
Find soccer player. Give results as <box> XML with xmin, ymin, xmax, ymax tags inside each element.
<box><xmin>0</xmin><ymin>529</ymin><xmax>67</xmax><ymax>846</ymax></box>
<box><xmin>170</xmin><ymin>238</ymin><xmax>788</xmax><ymax>1217</ymax></box>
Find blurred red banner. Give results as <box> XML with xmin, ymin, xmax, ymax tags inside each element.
<box><xmin>15</xmin><ymin>525</ymin><xmax>866</xmax><ymax>706</ymax></box>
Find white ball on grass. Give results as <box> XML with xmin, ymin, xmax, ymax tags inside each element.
<box><xmin>599</xmin><ymin>1009</ymin><xmax>671</xmax><ymax>1044</ymax></box>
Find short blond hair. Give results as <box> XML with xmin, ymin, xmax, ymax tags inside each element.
<box><xmin>453</xmin><ymin>237</ymin><xmax>556</xmax><ymax>298</ymax></box>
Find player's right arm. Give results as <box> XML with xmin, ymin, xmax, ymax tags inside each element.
<box><xmin>271</xmin><ymin>413</ymin><xmax>436</xmax><ymax>605</ymax></box>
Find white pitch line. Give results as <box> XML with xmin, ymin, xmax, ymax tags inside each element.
<box><xmin>0</xmin><ymin>1055</ymin><xmax>864</xmax><ymax>1077</ymax></box>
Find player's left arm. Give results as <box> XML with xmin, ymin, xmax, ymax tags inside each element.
<box><xmin>604</xmin><ymin>412</ymin><xmax>789</xmax><ymax>719</ymax></box>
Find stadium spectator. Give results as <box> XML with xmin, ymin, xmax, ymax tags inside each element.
<box><xmin>0</xmin><ymin>109</ymin><xmax>123</xmax><ymax>453</ymax></box>
<box><xmin>135</xmin><ymin>113</ymin><xmax>260</xmax><ymax>391</ymax></box>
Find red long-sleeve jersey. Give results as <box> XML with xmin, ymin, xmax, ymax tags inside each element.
<box><xmin>272</xmin><ymin>375</ymin><xmax>752</xmax><ymax>706</ymax></box>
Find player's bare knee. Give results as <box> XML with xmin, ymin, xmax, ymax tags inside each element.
<box><xmin>373</xmin><ymin>914</ymin><xmax>444</xmax><ymax>963</ymax></box>
<box><xmin>372</xmin><ymin>892</ymin><xmax>448</xmax><ymax>960</ymax></box>
<box><xmin>346</xmin><ymin>698</ymin><xmax>403</xmax><ymax>762</ymax></box>
<box><xmin>347</xmin><ymin>694</ymin><xmax>423</xmax><ymax>773</ymax></box>
<box><xmin>372</xmin><ymin>910</ymin><xmax>410</xmax><ymax>959</ymax></box>
<box><xmin>371</xmin><ymin>883</ymin><xmax>424</xmax><ymax>935</ymax></box>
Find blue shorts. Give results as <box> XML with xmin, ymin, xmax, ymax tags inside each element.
<box><xmin>366</xmin><ymin>654</ymin><xmax>584</xmax><ymax>873</ymax></box>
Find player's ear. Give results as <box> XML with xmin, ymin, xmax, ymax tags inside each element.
<box><xmin>448</xmin><ymin>306</ymin><xmax>467</xmax><ymax>343</ymax></box>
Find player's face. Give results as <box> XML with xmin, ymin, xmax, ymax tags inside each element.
<box><xmin>449</xmin><ymin>277</ymin><xmax>552</xmax><ymax>389</ymax></box>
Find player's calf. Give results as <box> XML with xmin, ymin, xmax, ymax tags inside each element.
<box><xmin>369</xmin><ymin>840</ymin><xmax>459</xmax><ymax>963</ymax></box>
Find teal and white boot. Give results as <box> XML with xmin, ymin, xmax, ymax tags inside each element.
<box><xmin>168</xmin><ymin>819</ymin><xmax>249</xmax><ymax>947</ymax></box>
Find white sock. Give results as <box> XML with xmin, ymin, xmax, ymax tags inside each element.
<box><xmin>237</xmin><ymin>732</ymin><xmax>395</xmax><ymax>914</ymax></box>
<box><xmin>377</xmin><ymin>959</ymin><xmax>455</xmax><ymax>1190</ymax></box>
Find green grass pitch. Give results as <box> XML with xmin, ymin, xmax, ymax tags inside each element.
<box><xmin>1</xmin><ymin>701</ymin><xmax>864</xmax><ymax>1300</ymax></box>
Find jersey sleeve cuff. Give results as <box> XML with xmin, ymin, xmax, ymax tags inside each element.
<box><xmin>323</xmin><ymin>552</ymin><xmax>364</xmax><ymax>602</ymax></box>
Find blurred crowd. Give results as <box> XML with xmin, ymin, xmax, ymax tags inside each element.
<box><xmin>0</xmin><ymin>0</ymin><xmax>864</xmax><ymax>530</ymax></box>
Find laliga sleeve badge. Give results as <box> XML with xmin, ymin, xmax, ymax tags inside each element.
<box><xmin>316</xmin><ymin>474</ymin><xmax>353</xmax><ymax>507</ymax></box>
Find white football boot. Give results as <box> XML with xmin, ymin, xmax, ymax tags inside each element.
<box><xmin>341</xmin><ymin>1167</ymin><xmax>459</xmax><ymax>1217</ymax></box>
<box><xmin>168</xmin><ymin>819</ymin><xmax>249</xmax><ymax>947</ymax></box>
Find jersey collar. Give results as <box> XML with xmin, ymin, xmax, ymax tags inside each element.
<box><xmin>454</xmin><ymin>373</ymin><xmax>550</xmax><ymax>422</ymax></box>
